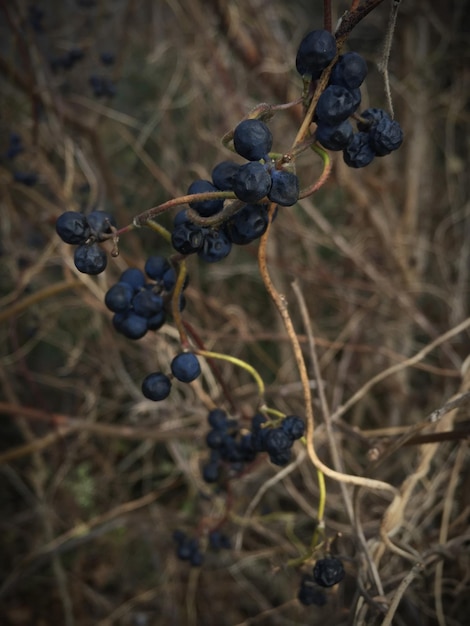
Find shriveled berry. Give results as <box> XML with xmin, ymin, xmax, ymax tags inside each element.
<box><xmin>233</xmin><ymin>161</ymin><xmax>272</xmax><ymax>204</ymax></box>
<box><xmin>343</xmin><ymin>132</ymin><xmax>375</xmax><ymax>168</ymax></box>
<box><xmin>281</xmin><ymin>415</ymin><xmax>305</xmax><ymax>440</ymax></box>
<box><xmin>56</xmin><ymin>211</ymin><xmax>91</xmax><ymax>244</ymax></box>
<box><xmin>316</xmin><ymin>85</ymin><xmax>360</xmax><ymax>125</ymax></box>
<box><xmin>313</xmin><ymin>557</ymin><xmax>345</xmax><ymax>587</ymax></box>
<box><xmin>171</xmin><ymin>222</ymin><xmax>205</xmax><ymax>255</ymax></box>
<box><xmin>74</xmin><ymin>243</ymin><xmax>107</xmax><ymax>274</ymax></box>
<box><xmin>233</xmin><ymin>119</ymin><xmax>273</xmax><ymax>161</ymax></box>
<box><xmin>198</xmin><ymin>228</ymin><xmax>232</xmax><ymax>263</ymax></box>
<box><xmin>86</xmin><ymin>210</ymin><xmax>116</xmax><ymax>239</ymax></box>
<box><xmin>369</xmin><ymin>117</ymin><xmax>403</xmax><ymax>156</ymax></box>
<box><xmin>141</xmin><ymin>372</ymin><xmax>172</xmax><ymax>401</ymax></box>
<box><xmin>225</xmin><ymin>203</ymin><xmax>269</xmax><ymax>245</ymax></box>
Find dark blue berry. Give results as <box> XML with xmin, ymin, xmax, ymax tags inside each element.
<box><xmin>198</xmin><ymin>228</ymin><xmax>232</xmax><ymax>263</ymax></box>
<box><xmin>171</xmin><ymin>353</ymin><xmax>201</xmax><ymax>383</ymax></box>
<box><xmin>115</xmin><ymin>312</ymin><xmax>148</xmax><ymax>339</ymax></box>
<box><xmin>147</xmin><ymin>310</ymin><xmax>166</xmax><ymax>331</ymax></box>
<box><xmin>74</xmin><ymin>243</ymin><xmax>107</xmax><ymax>275</ymax></box>
<box><xmin>171</xmin><ymin>222</ymin><xmax>205</xmax><ymax>255</ymax></box>
<box><xmin>316</xmin><ymin>120</ymin><xmax>354</xmax><ymax>151</ymax></box>
<box><xmin>206</xmin><ymin>429</ymin><xmax>226</xmax><ymax>449</ymax></box>
<box><xmin>189</xmin><ymin>550</ymin><xmax>204</xmax><ymax>567</ymax></box>
<box><xmin>268</xmin><ymin>170</ymin><xmax>299</xmax><ymax>206</ymax></box>
<box><xmin>56</xmin><ymin>211</ymin><xmax>91</xmax><ymax>244</ymax></box>
<box><xmin>343</xmin><ymin>132</ymin><xmax>375</xmax><ymax>168</ymax></box>
<box><xmin>144</xmin><ymin>255</ymin><xmax>171</xmax><ymax>281</ymax></box>
<box><xmin>356</xmin><ymin>107</ymin><xmax>388</xmax><ymax>131</ymax></box>
<box><xmin>329</xmin><ymin>52</ymin><xmax>368</xmax><ymax>89</ymax></box>
<box><xmin>233</xmin><ymin>161</ymin><xmax>272</xmax><ymax>204</ymax></box>
<box><xmin>369</xmin><ymin>117</ymin><xmax>403</xmax><ymax>156</ymax></box>
<box><xmin>202</xmin><ymin>461</ymin><xmax>220</xmax><ymax>483</ymax></box>
<box><xmin>132</xmin><ymin>290</ymin><xmax>164</xmax><ymax>318</ymax></box>
<box><xmin>209</xmin><ymin>530</ymin><xmax>232</xmax><ymax>551</ymax></box>
<box><xmin>264</xmin><ymin>428</ymin><xmax>292</xmax><ymax>455</ymax></box>
<box><xmin>225</xmin><ymin>204</ymin><xmax>269</xmax><ymax>245</ymax></box>
<box><xmin>233</xmin><ymin>119</ymin><xmax>273</xmax><ymax>161</ymax></box>
<box><xmin>104</xmin><ymin>282</ymin><xmax>134</xmax><ymax>313</ymax></box>
<box><xmin>141</xmin><ymin>372</ymin><xmax>172</xmax><ymax>400</ymax></box>
<box><xmin>316</xmin><ymin>85</ymin><xmax>361</xmax><ymax>125</ymax></box>
<box><xmin>296</xmin><ymin>30</ymin><xmax>337</xmax><ymax>77</ymax></box>
<box><xmin>119</xmin><ymin>268</ymin><xmax>146</xmax><ymax>291</ymax></box>
<box><xmin>269</xmin><ymin>448</ymin><xmax>293</xmax><ymax>466</ymax></box>
<box><xmin>211</xmin><ymin>160</ymin><xmax>241</xmax><ymax>191</ymax></box>
<box><xmin>86</xmin><ymin>210</ymin><xmax>116</xmax><ymax>239</ymax></box>
<box><xmin>313</xmin><ymin>557</ymin><xmax>345</xmax><ymax>587</ymax></box>
<box><xmin>187</xmin><ymin>179</ymin><xmax>224</xmax><ymax>217</ymax></box>
<box><xmin>281</xmin><ymin>415</ymin><xmax>305</xmax><ymax>441</ymax></box>
<box><xmin>208</xmin><ymin>408</ymin><xmax>228</xmax><ymax>429</ymax></box>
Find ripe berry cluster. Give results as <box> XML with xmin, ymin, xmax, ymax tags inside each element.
<box><xmin>201</xmin><ymin>410</ymin><xmax>305</xmax><ymax>483</ymax></box>
<box><xmin>296</xmin><ymin>29</ymin><xmax>403</xmax><ymax>167</ymax></box>
<box><xmin>55</xmin><ymin>210</ymin><xmax>116</xmax><ymax>274</ymax></box>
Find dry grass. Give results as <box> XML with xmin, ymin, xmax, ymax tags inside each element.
<box><xmin>1</xmin><ymin>1</ymin><xmax>469</xmax><ymax>625</ymax></box>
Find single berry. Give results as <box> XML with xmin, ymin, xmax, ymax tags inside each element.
<box><xmin>329</xmin><ymin>52</ymin><xmax>368</xmax><ymax>89</ymax></box>
<box><xmin>144</xmin><ymin>255</ymin><xmax>171</xmax><ymax>281</ymax></box>
<box><xmin>132</xmin><ymin>290</ymin><xmax>164</xmax><ymax>318</ymax></box>
<box><xmin>187</xmin><ymin>179</ymin><xmax>224</xmax><ymax>217</ymax></box>
<box><xmin>206</xmin><ymin>429</ymin><xmax>226</xmax><ymax>449</ymax></box>
<box><xmin>198</xmin><ymin>228</ymin><xmax>232</xmax><ymax>263</ymax></box>
<box><xmin>100</xmin><ymin>52</ymin><xmax>115</xmax><ymax>65</ymax></box>
<box><xmin>233</xmin><ymin>119</ymin><xmax>273</xmax><ymax>161</ymax></box>
<box><xmin>264</xmin><ymin>428</ymin><xmax>292</xmax><ymax>455</ymax></box>
<box><xmin>316</xmin><ymin>85</ymin><xmax>361</xmax><ymax>125</ymax></box>
<box><xmin>313</xmin><ymin>557</ymin><xmax>345</xmax><ymax>587</ymax></box>
<box><xmin>233</xmin><ymin>161</ymin><xmax>272</xmax><ymax>204</ymax></box>
<box><xmin>295</xmin><ymin>29</ymin><xmax>337</xmax><ymax>77</ymax></box>
<box><xmin>119</xmin><ymin>268</ymin><xmax>146</xmax><ymax>291</ymax></box>
<box><xmin>171</xmin><ymin>222</ymin><xmax>205</xmax><ymax>255</ymax></box>
<box><xmin>369</xmin><ymin>117</ymin><xmax>403</xmax><ymax>156</ymax></box>
<box><xmin>114</xmin><ymin>312</ymin><xmax>148</xmax><ymax>339</ymax></box>
<box><xmin>141</xmin><ymin>372</ymin><xmax>172</xmax><ymax>401</ymax></box>
<box><xmin>343</xmin><ymin>132</ymin><xmax>375</xmax><ymax>168</ymax></box>
<box><xmin>269</xmin><ymin>448</ymin><xmax>293</xmax><ymax>466</ymax></box>
<box><xmin>209</xmin><ymin>530</ymin><xmax>232</xmax><ymax>551</ymax></box>
<box><xmin>74</xmin><ymin>243</ymin><xmax>107</xmax><ymax>275</ymax></box>
<box><xmin>171</xmin><ymin>352</ymin><xmax>201</xmax><ymax>383</ymax></box>
<box><xmin>268</xmin><ymin>170</ymin><xmax>299</xmax><ymax>206</ymax></box>
<box><xmin>86</xmin><ymin>210</ymin><xmax>116</xmax><ymax>239</ymax></box>
<box><xmin>316</xmin><ymin>120</ymin><xmax>354</xmax><ymax>151</ymax></box>
<box><xmin>104</xmin><ymin>282</ymin><xmax>134</xmax><ymax>313</ymax></box>
<box><xmin>56</xmin><ymin>211</ymin><xmax>91</xmax><ymax>244</ymax></box>
<box><xmin>202</xmin><ymin>461</ymin><xmax>220</xmax><ymax>483</ymax></box>
<box><xmin>211</xmin><ymin>160</ymin><xmax>241</xmax><ymax>191</ymax></box>
<box><xmin>208</xmin><ymin>408</ymin><xmax>228</xmax><ymax>429</ymax></box>
<box><xmin>225</xmin><ymin>204</ymin><xmax>269</xmax><ymax>245</ymax></box>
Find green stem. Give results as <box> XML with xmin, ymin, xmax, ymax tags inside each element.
<box><xmin>195</xmin><ymin>349</ymin><xmax>266</xmax><ymax>399</ymax></box>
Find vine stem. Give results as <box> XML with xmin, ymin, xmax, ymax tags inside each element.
<box><xmin>257</xmin><ymin>205</ymin><xmax>397</xmax><ymax>497</ymax></box>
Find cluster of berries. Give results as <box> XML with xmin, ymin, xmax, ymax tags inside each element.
<box><xmin>89</xmin><ymin>74</ymin><xmax>117</xmax><ymax>98</ymax></box>
<box><xmin>50</xmin><ymin>47</ymin><xmax>84</xmax><ymax>73</ymax></box>
<box><xmin>171</xmin><ymin>116</ymin><xmax>300</xmax><ymax>262</ymax></box>
<box><xmin>296</xmin><ymin>29</ymin><xmax>403</xmax><ymax>167</ymax></box>
<box><xmin>55</xmin><ymin>209</ymin><xmax>116</xmax><ymax>274</ymax></box>
<box><xmin>104</xmin><ymin>258</ymin><xmax>185</xmax><ymax>340</ymax></box>
<box><xmin>298</xmin><ymin>556</ymin><xmax>345</xmax><ymax>606</ymax></box>
<box><xmin>201</xmin><ymin>410</ymin><xmax>305</xmax><ymax>483</ymax></box>
<box><xmin>173</xmin><ymin>529</ymin><xmax>232</xmax><ymax>568</ymax></box>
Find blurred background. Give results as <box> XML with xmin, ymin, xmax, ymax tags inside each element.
<box><xmin>0</xmin><ymin>1</ymin><xmax>469</xmax><ymax>624</ymax></box>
